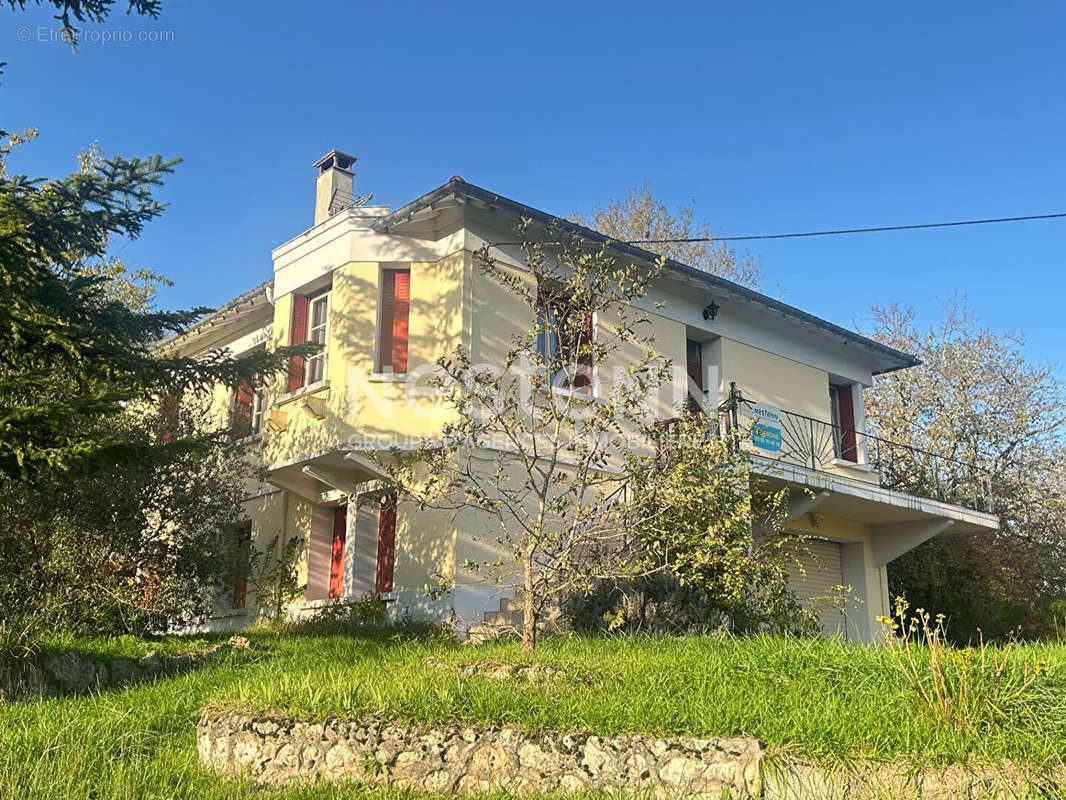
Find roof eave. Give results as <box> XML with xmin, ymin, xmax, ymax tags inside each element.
<box><xmin>156</xmin><ymin>278</ymin><xmax>274</xmax><ymax>353</ymax></box>
<box><xmin>374</xmin><ymin>179</ymin><xmax>920</xmax><ymax>374</ymax></box>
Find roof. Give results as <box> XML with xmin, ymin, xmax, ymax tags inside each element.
<box><xmin>374</xmin><ymin>177</ymin><xmax>920</xmax><ymax>374</ymax></box>
<box><xmin>156</xmin><ymin>278</ymin><xmax>274</xmax><ymax>352</ymax></box>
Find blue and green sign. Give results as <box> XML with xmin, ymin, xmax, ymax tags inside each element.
<box><xmin>752</xmin><ymin>403</ymin><xmax>782</xmax><ymax>452</ymax></box>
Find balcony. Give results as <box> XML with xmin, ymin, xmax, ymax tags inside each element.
<box><xmin>661</xmin><ymin>383</ymin><xmax>995</xmax><ymax>515</ymax></box>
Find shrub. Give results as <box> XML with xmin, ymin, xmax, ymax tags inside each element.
<box><xmin>879</xmin><ymin>597</ymin><xmax>1049</xmax><ymax>732</ymax></box>
<box><xmin>617</xmin><ymin>412</ymin><xmax>813</xmax><ymax>635</ymax></box>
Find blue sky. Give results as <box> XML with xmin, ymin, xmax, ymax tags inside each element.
<box><xmin>5</xmin><ymin>1</ymin><xmax>1064</xmax><ymax>365</ymax></box>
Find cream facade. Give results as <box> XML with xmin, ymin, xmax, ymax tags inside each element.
<box><xmin>167</xmin><ymin>151</ymin><xmax>998</xmax><ymax>642</ymax></box>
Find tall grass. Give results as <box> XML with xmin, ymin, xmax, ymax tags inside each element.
<box><xmin>1</xmin><ymin>627</ymin><xmax>1065</xmax><ymax>798</ymax></box>
<box><xmin>215</xmin><ymin>629</ymin><xmax>1066</xmax><ymax>767</ymax></box>
<box><xmin>879</xmin><ymin>598</ymin><xmax>1049</xmax><ymax>733</ymax></box>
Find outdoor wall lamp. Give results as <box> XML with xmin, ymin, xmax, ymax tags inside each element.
<box><xmin>702</xmin><ymin>300</ymin><xmax>719</xmax><ymax>321</ymax></box>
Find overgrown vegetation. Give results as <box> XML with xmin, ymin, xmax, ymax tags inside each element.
<box><xmin>0</xmin><ymin>133</ymin><xmax>311</xmax><ymax>654</ymax></box>
<box><xmin>2</xmin><ymin>626</ymin><xmax>1066</xmax><ymax>798</ymax></box>
<box><xmin>619</xmin><ymin>412</ymin><xmax>811</xmax><ymax>634</ymax></box>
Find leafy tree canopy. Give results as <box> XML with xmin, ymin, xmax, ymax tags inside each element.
<box><xmin>0</xmin><ymin>134</ymin><xmax>307</xmax><ymax>477</ymax></box>
<box><xmin>866</xmin><ymin>299</ymin><xmax>1066</xmax><ymax>641</ymax></box>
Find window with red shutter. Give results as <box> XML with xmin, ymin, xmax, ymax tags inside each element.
<box><xmin>160</xmin><ymin>392</ymin><xmax>180</xmax><ymax>442</ymax></box>
<box><xmin>328</xmin><ymin>505</ymin><xmax>347</xmax><ymax>599</ymax></box>
<box><xmin>379</xmin><ymin>268</ymin><xmax>410</xmax><ymax>374</ymax></box>
<box><xmin>287</xmin><ymin>291</ymin><xmax>330</xmax><ymax>392</ymax></box>
<box><xmin>830</xmin><ymin>384</ymin><xmax>859</xmax><ymax>463</ymax></box>
<box><xmin>287</xmin><ymin>294</ymin><xmax>310</xmax><ymax>392</ymax></box>
<box><xmin>232</xmin><ymin>380</ymin><xmax>254</xmax><ymax>438</ymax></box>
<box><xmin>536</xmin><ymin>291</ymin><xmax>593</xmax><ymax>395</ymax></box>
<box><xmin>375</xmin><ymin>496</ymin><xmax>396</xmax><ymax>593</ymax></box>
<box><xmin>573</xmin><ymin>313</ymin><xmax>593</xmax><ymax>392</ymax></box>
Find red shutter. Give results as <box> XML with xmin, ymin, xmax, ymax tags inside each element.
<box><xmin>836</xmin><ymin>384</ymin><xmax>858</xmax><ymax>462</ymax></box>
<box><xmin>380</xmin><ymin>269</ymin><xmax>410</xmax><ymax>374</ymax></box>
<box><xmin>328</xmin><ymin>505</ymin><xmax>347</xmax><ymax>599</ymax></box>
<box><xmin>161</xmin><ymin>392</ymin><xmax>180</xmax><ymax>442</ymax></box>
<box><xmin>686</xmin><ymin>339</ymin><xmax>704</xmax><ymax>392</ymax></box>
<box><xmin>287</xmin><ymin>294</ymin><xmax>310</xmax><ymax>392</ymax></box>
<box><xmin>233</xmin><ymin>380</ymin><xmax>253</xmax><ymax>437</ymax></box>
<box><xmin>574</xmin><ymin>313</ymin><xmax>593</xmax><ymax>393</ymax></box>
<box><xmin>375</xmin><ymin>496</ymin><xmax>396</xmax><ymax>593</ymax></box>
<box><xmin>233</xmin><ymin>523</ymin><xmax>251</xmax><ymax>609</ymax></box>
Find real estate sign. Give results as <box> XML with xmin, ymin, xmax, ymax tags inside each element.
<box><xmin>752</xmin><ymin>403</ymin><xmax>782</xmax><ymax>452</ymax></box>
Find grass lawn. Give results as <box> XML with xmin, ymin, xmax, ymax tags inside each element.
<box><xmin>2</xmin><ymin>626</ymin><xmax>1065</xmax><ymax>798</ymax></box>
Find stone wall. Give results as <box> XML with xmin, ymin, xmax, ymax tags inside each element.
<box><xmin>197</xmin><ymin>709</ymin><xmax>764</xmax><ymax>799</ymax></box>
<box><xmin>199</xmin><ymin>708</ymin><xmax>1060</xmax><ymax>799</ymax></box>
<box><xmin>1</xmin><ymin>636</ymin><xmax>263</xmax><ymax>702</ymax></box>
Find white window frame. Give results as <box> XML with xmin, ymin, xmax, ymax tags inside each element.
<box><xmin>304</xmin><ymin>292</ymin><xmax>330</xmax><ymax>387</ymax></box>
<box><xmin>250</xmin><ymin>386</ymin><xmax>265</xmax><ymax>434</ymax></box>
<box><xmin>536</xmin><ymin>301</ymin><xmax>596</xmax><ymax>397</ymax></box>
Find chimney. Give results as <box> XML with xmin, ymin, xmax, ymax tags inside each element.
<box><xmin>313</xmin><ymin>150</ymin><xmax>357</xmax><ymax>225</ymax></box>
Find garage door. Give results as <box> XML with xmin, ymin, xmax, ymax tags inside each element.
<box><xmin>782</xmin><ymin>536</ymin><xmax>846</xmax><ymax>638</ymax></box>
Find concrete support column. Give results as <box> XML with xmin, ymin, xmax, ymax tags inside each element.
<box><xmin>840</xmin><ymin>542</ymin><xmax>870</xmax><ymax>642</ymax></box>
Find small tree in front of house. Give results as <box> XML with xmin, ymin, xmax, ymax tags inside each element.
<box><xmin>386</xmin><ymin>223</ymin><xmax>816</xmax><ymax>649</ymax></box>
<box><xmin>390</xmin><ymin>222</ymin><xmax>672</xmax><ymax>650</ymax></box>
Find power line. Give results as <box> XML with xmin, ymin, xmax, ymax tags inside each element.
<box><xmin>489</xmin><ymin>211</ymin><xmax>1066</xmax><ymax>248</ymax></box>
<box><xmin>633</xmin><ymin>211</ymin><xmax>1066</xmax><ymax>244</ymax></box>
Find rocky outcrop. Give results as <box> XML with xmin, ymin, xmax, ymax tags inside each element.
<box><xmin>1</xmin><ymin>635</ymin><xmax>265</xmax><ymax>702</ymax></box>
<box><xmin>197</xmin><ymin>708</ymin><xmax>764</xmax><ymax>798</ymax></box>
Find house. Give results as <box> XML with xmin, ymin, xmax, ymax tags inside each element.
<box><xmin>167</xmin><ymin>150</ymin><xmax>999</xmax><ymax>642</ymax></box>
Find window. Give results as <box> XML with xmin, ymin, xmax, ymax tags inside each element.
<box><xmin>232</xmin><ymin>379</ymin><xmax>264</xmax><ymax>438</ymax></box>
<box><xmin>287</xmin><ymin>290</ymin><xmax>329</xmax><ymax>392</ymax></box>
<box><xmin>329</xmin><ymin>505</ymin><xmax>347</xmax><ymax>599</ymax></box>
<box><xmin>536</xmin><ymin>294</ymin><xmax>593</xmax><ymax>395</ymax></box>
<box><xmin>830</xmin><ymin>383</ymin><xmax>858</xmax><ymax>463</ymax></box>
<box><xmin>160</xmin><ymin>392</ymin><xmax>181</xmax><ymax>442</ymax></box>
<box><xmin>306</xmin><ymin>294</ymin><xmax>329</xmax><ymax>384</ymax></box>
<box><xmin>686</xmin><ymin>339</ymin><xmax>704</xmax><ymax>392</ymax></box>
<box><xmin>375</xmin><ymin>495</ymin><xmax>397</xmax><ymax>593</ymax></box>
<box><xmin>379</xmin><ymin>268</ymin><xmax>410</xmax><ymax>374</ymax></box>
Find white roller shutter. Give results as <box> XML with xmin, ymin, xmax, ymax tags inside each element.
<box><xmin>783</xmin><ymin>536</ymin><xmax>846</xmax><ymax>637</ymax></box>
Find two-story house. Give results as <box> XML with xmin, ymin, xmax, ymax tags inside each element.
<box><xmin>167</xmin><ymin>150</ymin><xmax>999</xmax><ymax>642</ymax></box>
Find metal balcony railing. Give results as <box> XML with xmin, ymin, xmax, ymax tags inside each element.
<box><xmin>659</xmin><ymin>383</ymin><xmax>995</xmax><ymax>514</ymax></box>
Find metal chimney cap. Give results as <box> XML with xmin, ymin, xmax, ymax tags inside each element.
<box><xmin>314</xmin><ymin>150</ymin><xmax>357</xmax><ymax>173</ymax></box>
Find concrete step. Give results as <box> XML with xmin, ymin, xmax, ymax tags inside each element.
<box><xmin>498</xmin><ymin>597</ymin><xmax>525</xmax><ymax>614</ymax></box>
<box><xmin>483</xmin><ymin>609</ymin><xmax>521</xmax><ymax>626</ymax></box>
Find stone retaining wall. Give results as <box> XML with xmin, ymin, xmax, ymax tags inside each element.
<box><xmin>197</xmin><ymin>708</ymin><xmax>764</xmax><ymax>798</ymax></box>
<box><xmin>1</xmin><ymin>636</ymin><xmax>263</xmax><ymax>702</ymax></box>
<box><xmin>199</xmin><ymin>708</ymin><xmax>1061</xmax><ymax>799</ymax></box>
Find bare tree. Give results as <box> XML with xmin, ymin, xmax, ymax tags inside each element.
<box><xmin>573</xmin><ymin>184</ymin><xmax>762</xmax><ymax>289</ymax></box>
